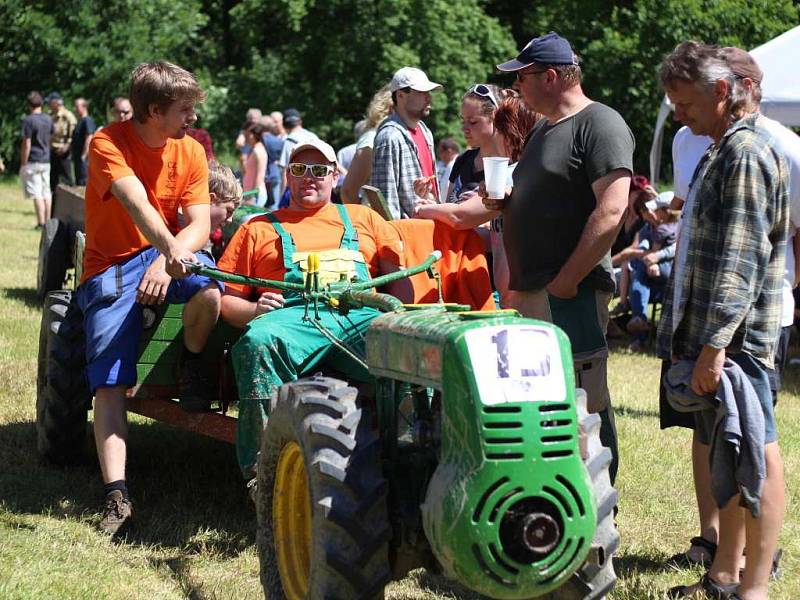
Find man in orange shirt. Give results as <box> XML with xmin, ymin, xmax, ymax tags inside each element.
<box><xmin>218</xmin><ymin>139</ymin><xmax>408</xmax><ymax>484</ymax></box>
<box><xmin>76</xmin><ymin>62</ymin><xmax>222</xmax><ymax>537</ymax></box>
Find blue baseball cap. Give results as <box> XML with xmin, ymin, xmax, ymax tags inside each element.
<box><xmin>497</xmin><ymin>32</ymin><xmax>577</xmax><ymax>72</ymax></box>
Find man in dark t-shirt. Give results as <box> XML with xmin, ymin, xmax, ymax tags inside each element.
<box><xmin>72</xmin><ymin>98</ymin><xmax>97</xmax><ymax>186</ymax></box>
<box><xmin>20</xmin><ymin>91</ymin><xmax>53</xmax><ymax>228</ymax></box>
<box><xmin>489</xmin><ymin>32</ymin><xmax>635</xmax><ymax>484</ymax></box>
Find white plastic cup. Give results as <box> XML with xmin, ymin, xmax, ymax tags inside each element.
<box><xmin>483</xmin><ymin>157</ymin><xmax>510</xmax><ymax>199</ymax></box>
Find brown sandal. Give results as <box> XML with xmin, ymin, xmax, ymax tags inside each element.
<box><xmin>667</xmin><ymin>572</ymin><xmax>738</xmax><ymax>599</ymax></box>
<box><xmin>668</xmin><ymin>536</ymin><xmax>717</xmax><ymax>569</ymax></box>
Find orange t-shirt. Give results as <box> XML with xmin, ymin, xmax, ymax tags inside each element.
<box><xmin>218</xmin><ymin>203</ymin><xmax>404</xmax><ymax>298</ymax></box>
<box><xmin>81</xmin><ymin>121</ymin><xmax>209</xmax><ymax>282</ymax></box>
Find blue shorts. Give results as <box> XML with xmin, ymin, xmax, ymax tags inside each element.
<box><xmin>76</xmin><ymin>247</ymin><xmax>222</xmax><ymax>393</ymax></box>
<box><xmin>694</xmin><ymin>351</ymin><xmax>778</xmax><ymax>444</ymax></box>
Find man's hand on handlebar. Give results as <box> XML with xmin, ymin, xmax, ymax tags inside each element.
<box><xmin>165</xmin><ymin>245</ymin><xmax>199</xmax><ymax>279</ymax></box>
<box><xmin>255</xmin><ymin>292</ymin><xmax>285</xmax><ymax>316</ymax></box>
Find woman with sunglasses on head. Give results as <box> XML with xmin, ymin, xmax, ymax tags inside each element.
<box><xmin>442</xmin><ymin>84</ymin><xmax>506</xmax><ymax>203</ymax></box>
<box><xmin>242</xmin><ymin>122</ymin><xmax>268</xmax><ymax>207</ymax></box>
<box><xmin>414</xmin><ymin>93</ymin><xmax>541</xmax><ymax>303</ymax></box>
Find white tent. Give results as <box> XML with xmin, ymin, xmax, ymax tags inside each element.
<box><xmin>649</xmin><ymin>26</ymin><xmax>800</xmax><ymax>182</ymax></box>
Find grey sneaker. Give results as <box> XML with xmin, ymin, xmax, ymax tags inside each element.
<box><xmin>99</xmin><ymin>490</ymin><xmax>133</xmax><ymax>537</ymax></box>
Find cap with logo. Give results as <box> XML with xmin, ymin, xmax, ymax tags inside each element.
<box><xmin>497</xmin><ymin>31</ymin><xmax>578</xmax><ymax>72</ymax></box>
<box><xmin>289</xmin><ymin>138</ymin><xmax>338</xmax><ymax>164</ymax></box>
<box><xmin>389</xmin><ymin>67</ymin><xmax>443</xmax><ymax>93</ymax></box>
<box><xmin>44</xmin><ymin>92</ymin><xmax>63</xmax><ymax>103</ymax></box>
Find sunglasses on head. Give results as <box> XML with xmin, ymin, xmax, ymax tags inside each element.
<box><xmin>288</xmin><ymin>162</ymin><xmax>334</xmax><ymax>178</ymax></box>
<box><xmin>469</xmin><ymin>84</ymin><xmax>499</xmax><ymax>108</ymax></box>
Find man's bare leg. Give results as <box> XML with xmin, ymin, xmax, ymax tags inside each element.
<box><xmin>693</xmin><ymin>435</ymin><xmax>720</xmax><ymax>547</ymax></box>
<box><xmin>708</xmin><ymin>498</ymin><xmax>746</xmax><ymax>587</ymax></box>
<box><xmin>93</xmin><ymin>386</ymin><xmax>128</xmax><ymax>483</ymax></box>
<box><xmin>737</xmin><ymin>443</ymin><xmax>785</xmax><ymax>600</ymax></box>
<box><xmin>182</xmin><ymin>284</ymin><xmax>220</xmax><ymax>352</ymax></box>
<box><xmin>44</xmin><ymin>195</ymin><xmax>52</xmax><ymax>221</ymax></box>
<box><xmin>33</xmin><ymin>196</ymin><xmax>46</xmax><ymax>227</ymax></box>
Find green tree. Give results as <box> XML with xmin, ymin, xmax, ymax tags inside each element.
<box><xmin>218</xmin><ymin>0</ymin><xmax>516</xmax><ymax>151</ymax></box>
<box><xmin>0</xmin><ymin>0</ymin><xmax>206</xmax><ymax>171</ymax></box>
<box><xmin>486</xmin><ymin>0</ymin><xmax>799</xmax><ymax>176</ymax></box>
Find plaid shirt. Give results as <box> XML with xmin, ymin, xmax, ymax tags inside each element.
<box><xmin>370</xmin><ymin>112</ymin><xmax>433</xmax><ymax>219</ymax></box>
<box><xmin>656</xmin><ymin>114</ymin><xmax>789</xmax><ymax>367</ymax></box>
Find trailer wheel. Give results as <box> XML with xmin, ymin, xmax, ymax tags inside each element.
<box><xmin>256</xmin><ymin>376</ymin><xmax>391</xmax><ymax>600</ymax></box>
<box><xmin>36</xmin><ymin>218</ymin><xmax>69</xmax><ymax>299</ymax></box>
<box><xmin>544</xmin><ymin>389</ymin><xmax>619</xmax><ymax>600</ymax></box>
<box><xmin>36</xmin><ymin>290</ymin><xmax>90</xmax><ymax>464</ymax></box>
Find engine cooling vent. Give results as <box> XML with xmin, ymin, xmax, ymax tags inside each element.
<box><xmin>481</xmin><ymin>405</ymin><xmax>524</xmax><ymax>460</ymax></box>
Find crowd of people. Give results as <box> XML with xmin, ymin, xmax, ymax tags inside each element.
<box><xmin>23</xmin><ymin>25</ymin><xmax>800</xmax><ymax>600</ymax></box>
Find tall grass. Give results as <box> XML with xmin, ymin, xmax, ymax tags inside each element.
<box><xmin>0</xmin><ymin>182</ymin><xmax>796</xmax><ymax>598</ymax></box>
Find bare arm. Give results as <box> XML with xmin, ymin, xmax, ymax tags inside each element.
<box><xmin>547</xmin><ymin>169</ymin><xmax>630</xmax><ymax>298</ymax></box>
<box><xmin>20</xmin><ymin>137</ymin><xmax>31</xmax><ymax>166</ymax></box>
<box><xmin>254</xmin><ymin>146</ymin><xmax>267</xmax><ymax>187</ymax></box>
<box><xmin>221</xmin><ymin>286</ymin><xmax>285</xmax><ymax>328</ymax></box>
<box><xmin>341</xmin><ymin>148</ymin><xmax>372</xmax><ymax>204</ymax></box>
<box><xmin>414</xmin><ymin>193</ymin><xmax>497</xmax><ymax>230</ymax></box>
<box><xmin>110</xmin><ymin>176</ymin><xmax>195</xmax><ymax>278</ymax></box>
<box><xmin>82</xmin><ymin>134</ymin><xmax>93</xmax><ymax>161</ymax></box>
<box><xmin>377</xmin><ymin>257</ymin><xmax>414</xmax><ymax>304</ymax></box>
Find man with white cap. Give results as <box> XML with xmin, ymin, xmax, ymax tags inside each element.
<box><xmin>218</xmin><ymin>138</ymin><xmax>409</xmax><ymax>482</ymax></box>
<box><xmin>371</xmin><ymin>66</ymin><xmax>442</xmax><ymax>219</ymax></box>
<box><xmin>487</xmin><ymin>32</ymin><xmax>635</xmax><ymax>484</ymax></box>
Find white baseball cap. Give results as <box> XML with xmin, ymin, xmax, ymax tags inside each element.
<box><xmin>289</xmin><ymin>139</ymin><xmax>337</xmax><ymax>164</ymax></box>
<box><xmin>389</xmin><ymin>67</ymin><xmax>443</xmax><ymax>93</ymax></box>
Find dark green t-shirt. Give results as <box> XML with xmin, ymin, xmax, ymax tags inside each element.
<box><xmin>505</xmin><ymin>102</ymin><xmax>634</xmax><ymax>292</ymax></box>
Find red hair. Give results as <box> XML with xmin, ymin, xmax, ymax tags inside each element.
<box><xmin>493</xmin><ymin>94</ymin><xmax>542</xmax><ymax>163</ymax></box>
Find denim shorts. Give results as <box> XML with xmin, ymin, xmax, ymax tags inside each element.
<box><xmin>694</xmin><ymin>351</ymin><xmax>778</xmax><ymax>444</ymax></box>
<box><xmin>76</xmin><ymin>247</ymin><xmax>221</xmax><ymax>392</ymax></box>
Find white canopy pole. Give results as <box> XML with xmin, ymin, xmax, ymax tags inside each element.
<box><xmin>649</xmin><ymin>98</ymin><xmax>672</xmax><ymax>183</ymax></box>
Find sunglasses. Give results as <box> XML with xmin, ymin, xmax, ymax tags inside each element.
<box><xmin>469</xmin><ymin>84</ymin><xmax>499</xmax><ymax>108</ymax></box>
<box><xmin>288</xmin><ymin>162</ymin><xmax>334</xmax><ymax>178</ymax></box>
<box><xmin>516</xmin><ymin>68</ymin><xmax>549</xmax><ymax>81</ymax></box>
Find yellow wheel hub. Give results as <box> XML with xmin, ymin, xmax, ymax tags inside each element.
<box><xmin>273</xmin><ymin>441</ymin><xmax>312</xmax><ymax>600</ymax></box>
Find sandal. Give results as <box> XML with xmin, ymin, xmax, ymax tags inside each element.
<box><xmin>668</xmin><ymin>572</ymin><xmax>738</xmax><ymax>599</ymax></box>
<box><xmin>669</xmin><ymin>536</ymin><xmax>718</xmax><ymax>569</ymax></box>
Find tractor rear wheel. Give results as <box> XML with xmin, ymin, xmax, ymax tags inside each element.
<box><xmin>36</xmin><ymin>290</ymin><xmax>91</xmax><ymax>464</ymax></box>
<box><xmin>256</xmin><ymin>376</ymin><xmax>391</xmax><ymax>600</ymax></box>
<box><xmin>36</xmin><ymin>218</ymin><xmax>68</xmax><ymax>299</ymax></box>
<box><xmin>544</xmin><ymin>389</ymin><xmax>619</xmax><ymax>599</ymax></box>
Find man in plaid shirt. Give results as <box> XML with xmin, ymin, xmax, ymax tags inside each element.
<box><xmin>371</xmin><ymin>67</ymin><xmax>442</xmax><ymax>219</ymax></box>
<box><xmin>658</xmin><ymin>41</ymin><xmax>788</xmax><ymax>600</ymax></box>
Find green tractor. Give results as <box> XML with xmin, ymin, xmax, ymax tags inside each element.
<box><xmin>36</xmin><ymin>248</ymin><xmax>617</xmax><ymax>599</ymax></box>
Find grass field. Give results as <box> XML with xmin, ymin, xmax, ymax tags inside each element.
<box><xmin>0</xmin><ymin>180</ymin><xmax>797</xmax><ymax>599</ymax></box>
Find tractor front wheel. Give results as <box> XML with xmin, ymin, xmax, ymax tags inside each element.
<box><xmin>256</xmin><ymin>376</ymin><xmax>391</xmax><ymax>600</ymax></box>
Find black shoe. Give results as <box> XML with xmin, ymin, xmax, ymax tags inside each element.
<box><xmin>177</xmin><ymin>354</ymin><xmax>213</xmax><ymax>412</ymax></box>
<box><xmin>98</xmin><ymin>490</ymin><xmax>133</xmax><ymax>538</ymax></box>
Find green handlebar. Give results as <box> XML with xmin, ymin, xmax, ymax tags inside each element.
<box><xmin>182</xmin><ymin>251</ymin><xmax>441</xmax><ymax>309</ymax></box>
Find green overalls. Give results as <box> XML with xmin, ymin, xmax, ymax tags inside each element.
<box><xmin>231</xmin><ymin>204</ymin><xmax>380</xmax><ymax>474</ymax></box>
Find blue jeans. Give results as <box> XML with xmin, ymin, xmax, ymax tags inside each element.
<box><xmin>77</xmin><ymin>248</ymin><xmax>221</xmax><ymax>392</ymax></box>
<box><xmin>629</xmin><ymin>258</ymin><xmax>672</xmax><ymax>319</ymax></box>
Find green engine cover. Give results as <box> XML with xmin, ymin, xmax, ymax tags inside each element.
<box><xmin>367</xmin><ymin>308</ymin><xmax>596</xmax><ymax>599</ymax></box>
